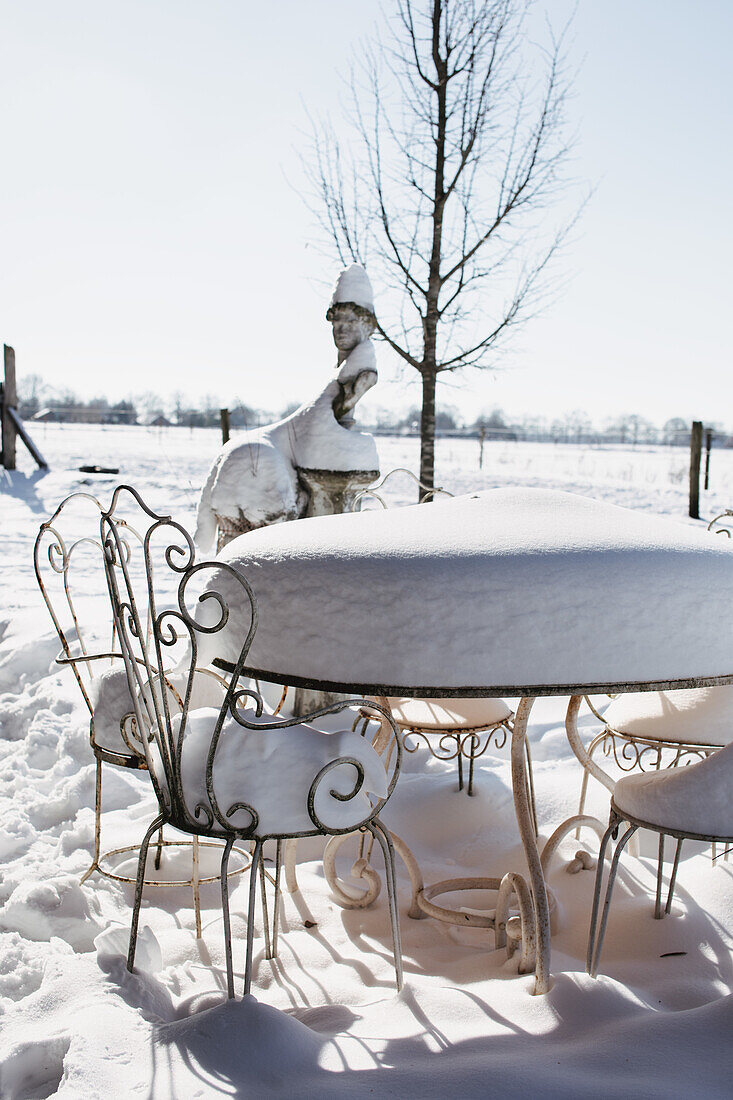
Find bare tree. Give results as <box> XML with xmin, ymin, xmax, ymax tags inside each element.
<box><xmin>307</xmin><ymin>0</ymin><xmax>578</xmax><ymax>495</ymax></box>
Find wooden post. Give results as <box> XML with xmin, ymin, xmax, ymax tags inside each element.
<box><xmin>704</xmin><ymin>429</ymin><xmax>713</xmax><ymax>490</ymax></box>
<box><xmin>479</xmin><ymin>424</ymin><xmax>485</xmax><ymax>469</ymax></box>
<box><xmin>1</xmin><ymin>345</ymin><xmax>17</xmax><ymax>469</ymax></box>
<box><xmin>220</xmin><ymin>407</ymin><xmax>230</xmax><ymax>445</ymax></box>
<box><xmin>689</xmin><ymin>420</ymin><xmax>703</xmax><ymax>519</ymax></box>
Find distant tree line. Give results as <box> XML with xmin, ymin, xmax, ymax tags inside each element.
<box><xmin>16</xmin><ymin>375</ymin><xmax>729</xmax><ymax>446</ymax></box>
<box><xmin>369</xmin><ymin>407</ymin><xmax>730</xmax><ymax>447</ymax></box>
<box><xmin>17</xmin><ymin>375</ymin><xmax>264</xmax><ymax>429</ymax></box>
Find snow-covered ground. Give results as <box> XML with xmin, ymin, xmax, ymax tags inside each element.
<box><xmin>1</xmin><ymin>425</ymin><xmax>732</xmax><ymax>1098</ymax></box>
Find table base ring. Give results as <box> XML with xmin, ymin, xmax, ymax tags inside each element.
<box><xmin>416</xmin><ymin>871</ymin><xmax>535</xmax><ymax>973</ymax></box>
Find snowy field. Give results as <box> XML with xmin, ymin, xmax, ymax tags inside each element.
<box><xmin>1</xmin><ymin>425</ymin><xmax>733</xmax><ymax>1097</ymax></box>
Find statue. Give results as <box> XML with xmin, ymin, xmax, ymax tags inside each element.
<box><xmin>194</xmin><ymin>264</ymin><xmax>380</xmax><ymax>555</ymax></box>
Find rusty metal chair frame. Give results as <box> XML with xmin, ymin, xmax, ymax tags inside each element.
<box><xmin>34</xmin><ymin>492</ymin><xmax>247</xmax><ymax>938</ymax></box>
<box><xmin>103</xmin><ymin>485</ymin><xmax>403</xmax><ymax>998</ymax></box>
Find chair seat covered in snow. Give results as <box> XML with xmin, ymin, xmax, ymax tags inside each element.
<box><xmin>576</xmin><ymin>684</ymin><xmax>733</xmax><ymax>838</ymax></box>
<box><xmin>204</xmin><ymin>487</ymin><xmax>733</xmax><ymax>694</ymax></box>
<box><xmin>154</xmin><ymin>707</ymin><xmax>389</xmax><ymax>837</ymax></box>
<box><xmin>383</xmin><ymin>696</ymin><xmax>516</xmax><ymax>798</ymax></box>
<box><xmin>588</xmin><ymin>739</ymin><xmax>733</xmax><ymax>977</ymax></box>
<box><xmin>599</xmin><ymin>687</ymin><xmax>733</xmax><ymax>746</ymax></box>
<box><xmin>387</xmin><ymin>697</ymin><xmax>512</xmax><ymax>730</ymax></box>
<box><xmin>102</xmin><ymin>486</ymin><xmax>403</xmax><ymax>999</ymax></box>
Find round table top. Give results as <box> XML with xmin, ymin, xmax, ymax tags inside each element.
<box><xmin>202</xmin><ymin>488</ymin><xmax>733</xmax><ymax>697</ymax></box>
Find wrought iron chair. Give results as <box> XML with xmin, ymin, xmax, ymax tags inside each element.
<box><xmin>34</xmin><ymin>491</ymin><xmax>239</xmax><ymax>936</ymax></box>
<box><xmin>576</xmin><ymin>515</ymin><xmax>733</xmax><ymax>843</ymax></box>
<box><xmin>577</xmin><ymin>691</ymin><xmax>733</xmax><ymax>852</ymax></box>
<box><xmin>102</xmin><ymin>485</ymin><xmax>403</xmax><ymax>997</ymax></box>
<box><xmin>587</xmin><ymin>738</ymin><xmax>733</xmax><ymax>977</ymax></box>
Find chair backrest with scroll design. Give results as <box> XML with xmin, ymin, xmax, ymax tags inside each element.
<box><xmin>352</xmin><ymin>467</ymin><xmax>454</xmax><ymax>512</ymax></box>
<box><xmin>34</xmin><ymin>491</ymin><xmax>151</xmax><ymax>765</ymax></box>
<box><xmin>101</xmin><ymin>484</ymin><xmax>259</xmax><ymax>837</ymax></box>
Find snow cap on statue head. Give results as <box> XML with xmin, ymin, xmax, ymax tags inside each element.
<box><xmin>326</xmin><ymin>263</ymin><xmax>376</xmax><ymax>324</ymax></box>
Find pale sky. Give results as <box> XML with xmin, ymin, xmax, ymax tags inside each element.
<box><xmin>1</xmin><ymin>1</ymin><xmax>731</xmax><ymax>427</ymax></box>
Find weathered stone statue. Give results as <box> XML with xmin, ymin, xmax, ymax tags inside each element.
<box><xmin>194</xmin><ymin>264</ymin><xmax>380</xmax><ymax>555</ymax></box>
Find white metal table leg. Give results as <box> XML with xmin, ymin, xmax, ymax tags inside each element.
<box><xmin>510</xmin><ymin>695</ymin><xmax>552</xmax><ymax>994</ymax></box>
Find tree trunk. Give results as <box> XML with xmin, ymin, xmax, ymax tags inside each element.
<box><xmin>419</xmin><ymin>370</ymin><xmax>437</xmax><ymax>500</ymax></box>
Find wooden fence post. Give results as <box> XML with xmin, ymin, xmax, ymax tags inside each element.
<box><xmin>2</xmin><ymin>345</ymin><xmax>17</xmax><ymax>469</ymax></box>
<box><xmin>220</xmin><ymin>407</ymin><xmax>230</xmax><ymax>445</ymax></box>
<box><xmin>689</xmin><ymin>420</ymin><xmax>703</xmax><ymax>519</ymax></box>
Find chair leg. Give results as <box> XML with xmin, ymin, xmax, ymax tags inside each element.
<box><xmin>665</xmin><ymin>838</ymin><xmax>683</xmax><ymax>915</ymax></box>
<box><xmin>219</xmin><ymin>836</ymin><xmax>235</xmax><ymax>999</ymax></box>
<box><xmin>589</xmin><ymin>822</ymin><xmax>638</xmax><ymax>978</ymax></box>
<box><xmin>244</xmin><ymin>839</ymin><xmax>263</xmax><ymax>997</ymax></box>
<box><xmin>587</xmin><ymin>816</ymin><xmax>618</xmax><ymax>974</ymax></box>
<box><xmin>259</xmin><ymin>852</ymin><xmax>272</xmax><ymax>960</ymax></box>
<box><xmin>467</xmin><ymin>734</ymin><xmax>477</xmax><ymax>796</ymax></box>
<box><xmin>127</xmin><ymin>812</ymin><xmax>166</xmax><ymax>973</ymax></box>
<box><xmin>283</xmin><ymin>838</ymin><xmax>300</xmax><ymax>894</ymax></box>
<box><xmin>654</xmin><ymin>834</ymin><xmax>666</xmax><ymax>920</ymax></box>
<box><xmin>271</xmin><ymin>840</ymin><xmax>283</xmax><ymax>959</ymax></box>
<box><xmin>81</xmin><ymin>757</ymin><xmax>103</xmax><ymax>884</ymax></box>
<box><xmin>368</xmin><ymin>820</ymin><xmax>403</xmax><ymax>992</ymax></box>
<box><xmin>192</xmin><ymin>835</ymin><xmax>202</xmax><ymax>939</ymax></box>
<box><xmin>153</xmin><ymin>825</ymin><xmax>164</xmax><ymax>871</ymax></box>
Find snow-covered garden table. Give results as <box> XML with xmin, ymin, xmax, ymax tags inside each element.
<box><xmin>207</xmin><ymin>487</ymin><xmax>733</xmax><ymax>994</ymax></box>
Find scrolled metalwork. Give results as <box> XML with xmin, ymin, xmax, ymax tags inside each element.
<box><xmin>401</xmin><ymin>722</ymin><xmax>510</xmax><ymax>763</ymax></box>
<box><xmin>307</xmin><ymin>756</ymin><xmax>365</xmax><ymax>832</ymax></box>
<box><xmin>596</xmin><ymin>728</ymin><xmax>713</xmax><ymax>774</ymax></box>
<box><xmin>352</xmin><ymin>467</ymin><xmax>455</xmax><ymax>511</ymax></box>
<box><xmin>707</xmin><ymin>510</ymin><xmax>733</xmax><ymax>537</ymax></box>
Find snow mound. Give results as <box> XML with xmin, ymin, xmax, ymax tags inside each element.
<box><xmin>0</xmin><ymin>876</ymin><xmax>103</xmax><ymax>951</ymax></box>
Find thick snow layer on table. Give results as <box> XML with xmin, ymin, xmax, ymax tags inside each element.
<box><xmin>209</xmin><ymin>488</ymin><xmax>733</xmax><ymax>691</ymax></box>
<box><xmin>3</xmin><ymin>428</ymin><xmax>733</xmax><ymax>1098</ymax></box>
